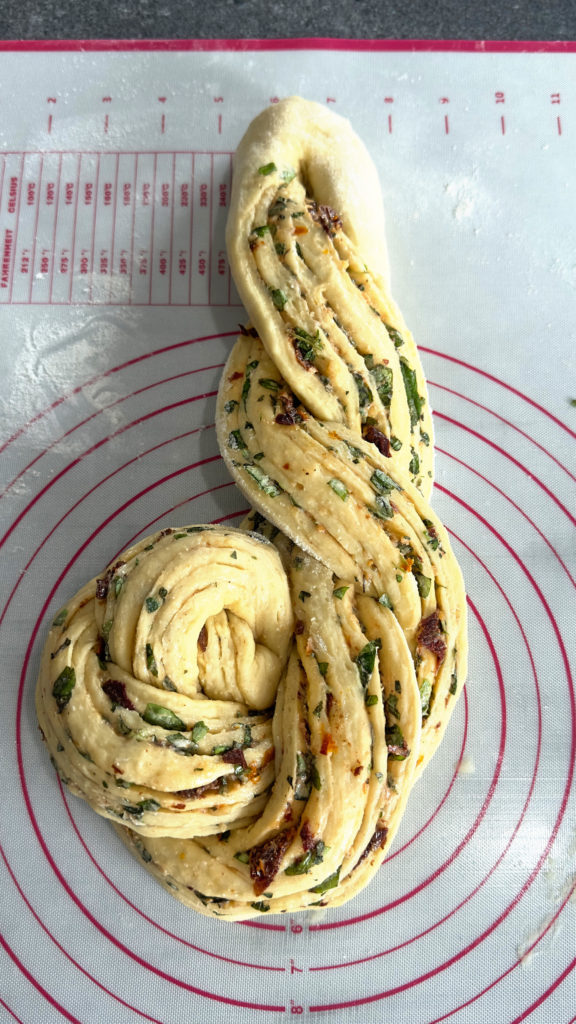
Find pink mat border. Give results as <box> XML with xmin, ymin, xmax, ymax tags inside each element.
<box><xmin>0</xmin><ymin>38</ymin><xmax>574</xmax><ymax>53</ymax></box>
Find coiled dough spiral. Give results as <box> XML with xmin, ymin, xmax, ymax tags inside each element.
<box><xmin>36</xmin><ymin>98</ymin><xmax>467</xmax><ymax>920</ymax></box>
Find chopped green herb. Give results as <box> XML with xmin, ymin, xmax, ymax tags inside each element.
<box><xmin>369</xmin><ymin>363</ymin><xmax>393</xmax><ymax>407</ymax></box>
<box><xmin>114</xmin><ymin>575</ymin><xmax>125</xmax><ymax>597</ymax></box>
<box><xmin>293</xmin><ymin>326</ymin><xmax>322</xmax><ymax>365</ymax></box>
<box><xmin>353</xmin><ymin>372</ymin><xmax>373</xmax><ymax>411</ymax></box>
<box><xmin>355</xmin><ymin>639</ymin><xmax>382</xmax><ymax>688</ymax></box>
<box><xmin>313</xmin><ymin>701</ymin><xmax>323</xmax><ymax>718</ymax></box>
<box><xmin>145</xmin><ymin>596</ymin><xmax>160</xmax><ymax>613</ymax></box>
<box><xmin>328</xmin><ymin>477</ymin><xmax>349</xmax><ymax>501</ymax></box>
<box><xmin>162</xmin><ymin>675</ymin><xmax>177</xmax><ymax>691</ymax></box>
<box><xmin>295</xmin><ymin>241</ymin><xmax>303</xmax><ymax>258</ymax></box>
<box><xmin>310</xmin><ymin>867</ymin><xmax>340</xmax><ymax>894</ymax></box>
<box><xmin>386</xmin><ymin>723</ymin><xmax>409</xmax><ymax>760</ymax></box>
<box><xmin>396</xmin><ymin>573</ymin><xmax>403</xmax><ymax>583</ymax></box>
<box><xmin>191</xmin><ymin>721</ymin><xmax>208</xmax><ymax>743</ymax></box>
<box><xmin>449</xmin><ymin>672</ymin><xmax>458</xmax><ymax>696</ymax></box>
<box><xmin>166</xmin><ymin>733</ymin><xmax>197</xmax><ymax>755</ymax></box>
<box><xmin>378</xmin><ymin>593</ymin><xmax>393</xmax><ymax>610</ymax></box>
<box><xmin>285</xmin><ymin>840</ymin><xmax>325</xmax><ymax>875</ymax></box>
<box><xmin>250</xmin><ymin>901</ymin><xmax>270</xmax><ymax>912</ymax></box>
<box><xmin>317</xmin><ymin>662</ymin><xmax>329</xmax><ymax>677</ymax></box>
<box><xmin>230</xmin><ymin>550</ymin><xmax>238</xmax><ymax>559</ymax></box>
<box><xmin>299</xmin><ymin>590</ymin><xmax>311</xmax><ymax>602</ymax></box>
<box><xmin>385</xmin><ymin>324</ymin><xmax>404</xmax><ymax>348</ymax></box>
<box><xmin>333</xmin><ymin>586</ymin><xmax>349</xmax><ymax>600</ymax></box>
<box><xmin>52</xmin><ymin>608</ymin><xmax>68</xmax><ymax>627</ymax></box>
<box><xmin>370</xmin><ymin>496</ymin><xmax>394</xmax><ymax>520</ymax></box>
<box><xmin>52</xmin><ymin>666</ymin><xmax>76</xmax><ymax>712</ymax></box>
<box><xmin>399</xmin><ymin>357</ymin><xmax>424</xmax><ymax>429</ymax></box>
<box><xmin>409</xmin><ymin>448</ymin><xmax>420</xmax><ymax>476</ymax></box>
<box><xmin>244</xmin><ymin>464</ymin><xmax>283</xmax><ymax>497</ymax></box>
<box><xmin>275</xmin><ymin>241</ymin><xmax>286</xmax><ymax>256</ymax></box>
<box><xmin>142</xmin><ymin>702</ymin><xmax>185</xmax><ymax>731</ymax></box>
<box><xmin>258</xmin><ymin>378</ymin><xmax>281</xmax><ymax>391</ymax></box>
<box><xmin>145</xmin><ymin>643</ymin><xmax>159</xmax><ymax>677</ymax></box>
<box><xmin>252</xmin><ymin>224</ymin><xmax>270</xmax><ymax>237</ymax></box>
<box><xmin>270</xmin><ymin>288</ymin><xmax>288</xmax><ymax>311</ymax></box>
<box><xmin>365</xmin><ymin>693</ymin><xmax>379</xmax><ymax>707</ymax></box>
<box><xmin>414</xmin><ymin>573</ymin><xmax>432</xmax><ymax>599</ymax></box>
<box><xmin>371</xmin><ymin>468</ymin><xmax>401</xmax><ymax>495</ymax></box>
<box><xmin>102</xmin><ymin>619</ymin><xmax>113</xmax><ymax>640</ymax></box>
<box><xmin>421</xmin><ymin>430</ymin><xmax>430</xmax><ymax>445</ymax></box>
<box><xmin>419</xmin><ymin>678</ymin><xmax>433</xmax><ymax>716</ymax></box>
<box><xmin>258</xmin><ymin>162</ymin><xmax>277</xmax><ymax>176</ymax></box>
<box><xmin>389</xmin><ymin>435</ymin><xmax>403</xmax><ymax>451</ymax></box>
<box><xmin>224</xmin><ymin>399</ymin><xmax>238</xmax><ymax>414</ymax></box>
<box><xmin>280</xmin><ymin>167</ymin><xmax>296</xmax><ymax>183</ymax></box>
<box><xmin>234</xmin><ymin>850</ymin><xmax>250</xmax><ymax>864</ymax></box>
<box><xmin>123</xmin><ymin>799</ymin><xmax>161</xmax><ymax>816</ymax></box>
<box><xmin>385</xmin><ymin>693</ymin><xmax>400</xmax><ymax>718</ymax></box>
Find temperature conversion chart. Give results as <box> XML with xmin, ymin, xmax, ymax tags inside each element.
<box><xmin>0</xmin><ymin>41</ymin><xmax>575</xmax><ymax>1024</ymax></box>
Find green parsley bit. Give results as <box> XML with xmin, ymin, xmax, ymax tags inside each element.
<box><xmin>245</xmin><ymin>464</ymin><xmax>283</xmax><ymax>497</ymax></box>
<box><xmin>414</xmin><ymin>573</ymin><xmax>432</xmax><ymax>599</ymax></box>
<box><xmin>145</xmin><ymin>643</ymin><xmax>159</xmax><ymax>676</ymax></box>
<box><xmin>333</xmin><ymin>586</ymin><xmax>349</xmax><ymax>600</ymax></box>
<box><xmin>234</xmin><ymin>850</ymin><xmax>250</xmax><ymax>864</ymax></box>
<box><xmin>52</xmin><ymin>666</ymin><xmax>76</xmax><ymax>712</ymax></box>
<box><xmin>280</xmin><ymin>167</ymin><xmax>296</xmax><ymax>183</ymax></box>
<box><xmin>317</xmin><ymin>662</ymin><xmax>329</xmax><ymax>677</ymax></box>
<box><xmin>52</xmin><ymin>608</ymin><xmax>68</xmax><ymax>627</ymax></box>
<box><xmin>419</xmin><ymin>678</ymin><xmax>433</xmax><ymax>716</ymax></box>
<box><xmin>250</xmin><ymin>901</ymin><xmax>270</xmax><ymax>911</ymax></box>
<box><xmin>365</xmin><ymin>693</ymin><xmax>379</xmax><ymax>706</ymax></box>
<box><xmin>258</xmin><ymin>162</ymin><xmax>277</xmax><ymax>176</ymax></box>
<box><xmin>191</xmin><ymin>721</ymin><xmax>208</xmax><ymax>743</ymax></box>
<box><xmin>328</xmin><ymin>478</ymin><xmax>349</xmax><ymax>501</ymax></box>
<box><xmin>378</xmin><ymin>593</ymin><xmax>394</xmax><ymax>610</ymax></box>
<box><xmin>142</xmin><ymin>702</ymin><xmax>185</xmax><ymax>731</ymax></box>
<box><xmin>145</xmin><ymin>596</ymin><xmax>160</xmax><ymax>613</ymax></box>
<box><xmin>310</xmin><ymin>867</ymin><xmax>340</xmax><ymax>894</ymax></box>
<box><xmin>270</xmin><ymin>288</ymin><xmax>288</xmax><ymax>311</ymax></box>
<box><xmin>252</xmin><ymin>224</ymin><xmax>270</xmax><ymax>237</ymax></box>
<box><xmin>355</xmin><ymin>639</ymin><xmax>381</xmax><ymax>688</ymax></box>
<box><xmin>449</xmin><ymin>672</ymin><xmax>458</xmax><ymax>696</ymax></box>
<box><xmin>399</xmin><ymin>357</ymin><xmax>424</xmax><ymax>429</ymax></box>
<box><xmin>258</xmin><ymin>378</ymin><xmax>281</xmax><ymax>391</ymax></box>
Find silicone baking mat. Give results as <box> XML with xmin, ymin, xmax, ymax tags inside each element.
<box><xmin>0</xmin><ymin>40</ymin><xmax>575</xmax><ymax>1024</ymax></box>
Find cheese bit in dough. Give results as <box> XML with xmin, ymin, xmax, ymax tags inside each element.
<box><xmin>36</xmin><ymin>526</ymin><xmax>293</xmax><ymax>838</ymax></box>
<box><xmin>115</xmin><ymin>546</ymin><xmax>421</xmax><ymax>920</ymax></box>
<box><xmin>226</xmin><ymin>97</ymin><xmax>433</xmax><ymax>497</ymax></box>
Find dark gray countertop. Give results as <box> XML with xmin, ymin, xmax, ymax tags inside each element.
<box><xmin>1</xmin><ymin>0</ymin><xmax>574</xmax><ymax>41</ymax></box>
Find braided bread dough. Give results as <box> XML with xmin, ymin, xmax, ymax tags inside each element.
<box><xmin>36</xmin><ymin>98</ymin><xmax>467</xmax><ymax>920</ymax></box>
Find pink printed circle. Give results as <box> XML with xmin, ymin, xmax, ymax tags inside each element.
<box><xmin>1</xmin><ymin>334</ymin><xmax>574</xmax><ymax>1022</ymax></box>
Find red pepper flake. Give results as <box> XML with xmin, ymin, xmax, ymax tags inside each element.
<box><xmin>283</xmin><ymin>803</ymin><xmax>294</xmax><ymax>822</ymax></box>
<box><xmin>295</xmin><ymin>620</ymin><xmax>305</xmax><ymax>636</ymax></box>
<box><xmin>320</xmin><ymin>732</ymin><xmax>337</xmax><ymax>755</ymax></box>
<box><xmin>249</xmin><ymin>827</ymin><xmax>296</xmax><ymax>896</ymax></box>
<box><xmin>112</xmin><ymin>764</ymin><xmax>124</xmax><ymax>775</ymax></box>
<box><xmin>228</xmin><ymin>370</ymin><xmax>244</xmax><ymax>381</ymax></box>
<box><xmin>275</xmin><ymin>391</ymin><xmax>302</xmax><ymax>425</ymax></box>
<box><xmin>352</xmin><ymin>764</ymin><xmax>363</xmax><ymax>777</ymax></box>
<box><xmin>325</xmin><ymin>692</ymin><xmax>335</xmax><ymax>717</ymax></box>
<box><xmin>417</xmin><ymin>612</ymin><xmax>447</xmax><ymax>663</ymax></box>
<box><xmin>171</xmin><ymin>802</ymin><xmax>186</xmax><ymax>809</ymax></box>
<box><xmin>198</xmin><ymin>625</ymin><xmax>208</xmax><ymax>652</ymax></box>
<box><xmin>362</xmin><ymin>424</ymin><xmax>391</xmax><ymax>458</ymax></box>
<box><xmin>358</xmin><ymin>825</ymin><xmax>389</xmax><ymax>865</ymax></box>
<box><xmin>222</xmin><ymin>747</ymin><xmax>248</xmax><ymax>769</ymax></box>
<box><xmin>102</xmin><ymin>679</ymin><xmax>135</xmax><ymax>710</ymax></box>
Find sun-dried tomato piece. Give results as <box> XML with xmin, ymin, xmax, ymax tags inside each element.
<box><xmin>300</xmin><ymin>820</ymin><xmax>315</xmax><ymax>852</ymax></box>
<box><xmin>417</xmin><ymin>612</ymin><xmax>447</xmax><ymax>663</ymax></box>
<box><xmin>198</xmin><ymin>624</ymin><xmax>208</xmax><ymax>652</ymax></box>
<box><xmin>102</xmin><ymin>680</ymin><xmax>135</xmax><ymax>710</ymax></box>
<box><xmin>307</xmin><ymin>200</ymin><xmax>343</xmax><ymax>237</ymax></box>
<box><xmin>358</xmin><ymin>825</ymin><xmax>389</xmax><ymax>865</ymax></box>
<box><xmin>362</xmin><ymin>424</ymin><xmax>391</xmax><ymax>458</ymax></box>
<box><xmin>222</xmin><ymin>747</ymin><xmax>247</xmax><ymax>769</ymax></box>
<box><xmin>249</xmin><ymin>828</ymin><xmax>296</xmax><ymax>896</ymax></box>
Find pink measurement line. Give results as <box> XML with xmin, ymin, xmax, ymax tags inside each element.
<box><xmin>501</xmin><ymin>114</ymin><xmax>506</xmax><ymax>134</ymax></box>
<box><xmin>66</xmin><ymin>154</ymin><xmax>82</xmax><ymax>303</ymax></box>
<box><xmin>147</xmin><ymin>152</ymin><xmax>158</xmax><ymax>304</ymax></box>
<box><xmin>188</xmin><ymin>153</ymin><xmax>195</xmax><ymax>305</ymax></box>
<box><xmin>108</xmin><ymin>152</ymin><xmax>120</xmax><ymax>302</ymax></box>
<box><xmin>208</xmin><ymin>153</ymin><xmax>214</xmax><ymax>305</ymax></box>
<box><xmin>168</xmin><ymin>153</ymin><xmax>176</xmax><ymax>304</ymax></box>
<box><xmin>128</xmin><ymin>153</ymin><xmax>138</xmax><ymax>305</ymax></box>
<box><xmin>27</xmin><ymin>153</ymin><xmax>45</xmax><ymax>303</ymax></box>
<box><xmin>48</xmin><ymin>154</ymin><xmax>63</xmax><ymax>303</ymax></box>
<box><xmin>88</xmin><ymin>153</ymin><xmax>101</xmax><ymax>303</ymax></box>
<box><xmin>557</xmin><ymin>115</ymin><xmax>563</xmax><ymax>135</ymax></box>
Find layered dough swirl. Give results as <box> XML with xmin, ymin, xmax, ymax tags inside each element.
<box><xmin>36</xmin><ymin>97</ymin><xmax>467</xmax><ymax>920</ymax></box>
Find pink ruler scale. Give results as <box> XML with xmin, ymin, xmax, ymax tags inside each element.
<box><xmin>0</xmin><ymin>39</ymin><xmax>575</xmax><ymax>1024</ymax></box>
